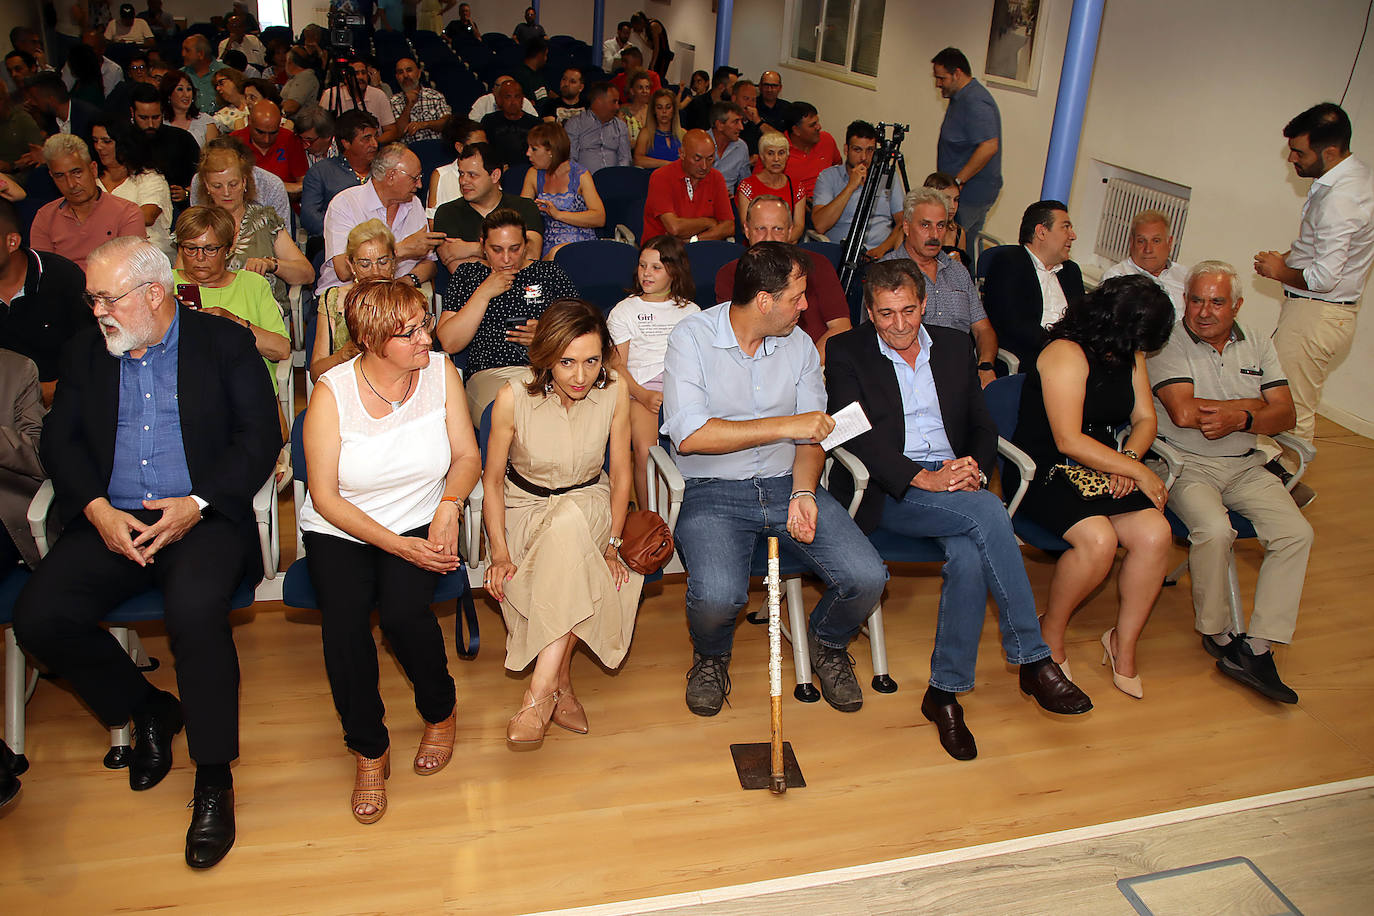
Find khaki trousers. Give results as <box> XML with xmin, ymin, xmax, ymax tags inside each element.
<box><xmin>465</xmin><ymin>365</ymin><xmax>531</xmax><ymax>423</ymax></box>
<box><xmin>1168</xmin><ymin>451</ymin><xmax>1313</xmax><ymax>644</ymax></box>
<box><xmin>1272</xmin><ymin>297</ymin><xmax>1359</xmax><ymax>444</ymax></box>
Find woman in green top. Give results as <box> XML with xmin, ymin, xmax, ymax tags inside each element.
<box><xmin>310</xmin><ymin>219</ymin><xmax>397</xmax><ymax>381</ymax></box>
<box><xmin>173</xmin><ymin>206</ymin><xmax>291</xmax><ymax>392</ymax></box>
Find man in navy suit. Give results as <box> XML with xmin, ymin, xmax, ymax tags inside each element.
<box><xmin>981</xmin><ymin>199</ymin><xmax>1085</xmax><ymax>366</ymax></box>
<box><xmin>824</xmin><ymin>259</ymin><xmax>1090</xmax><ymax>761</ymax></box>
<box><xmin>13</xmin><ymin>237</ymin><xmax>280</xmax><ymax>868</ymax></box>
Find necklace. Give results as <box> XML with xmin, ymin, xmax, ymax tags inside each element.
<box><xmin>359</xmin><ymin>361</ymin><xmax>413</xmax><ymax>411</ymax></box>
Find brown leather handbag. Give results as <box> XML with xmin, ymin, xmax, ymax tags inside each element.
<box><xmin>618</xmin><ymin>510</ymin><xmax>674</xmax><ymax>574</ymax></box>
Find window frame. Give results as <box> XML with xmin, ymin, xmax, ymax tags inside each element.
<box><xmin>780</xmin><ymin>0</ymin><xmax>884</xmax><ymax>90</ymax></box>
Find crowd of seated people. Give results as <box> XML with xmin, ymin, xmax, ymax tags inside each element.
<box><xmin>0</xmin><ymin>16</ymin><xmax>1358</xmax><ymax>886</ymax></box>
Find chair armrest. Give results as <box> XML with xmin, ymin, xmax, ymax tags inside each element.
<box><xmin>1146</xmin><ymin>438</ymin><xmax>1185</xmax><ymax>491</ymax></box>
<box><xmin>824</xmin><ymin>447</ymin><xmax>868</xmax><ymax>519</ymax></box>
<box><xmin>462</xmin><ymin>479</ymin><xmax>483</xmax><ymax>569</ymax></box>
<box><xmin>27</xmin><ymin>479</ymin><xmax>54</xmax><ymax>558</ymax></box>
<box><xmin>995</xmin><ymin>348</ymin><xmax>1020</xmax><ymax>376</ymax></box>
<box><xmin>1274</xmin><ymin>432</ymin><xmax>1315</xmax><ymax>489</ymax></box>
<box><xmin>804</xmin><ymin>229</ymin><xmax>831</xmax><ymax>243</ymax></box>
<box><xmin>613</xmin><ymin>225</ymin><xmax>636</xmax><ymax>246</ymax></box>
<box><xmin>646</xmin><ymin>444</ymin><xmax>685</xmax><ymax>533</ymax></box>
<box><xmin>288</xmin><ymin>282</ymin><xmax>304</xmax><ymax>350</ymax></box>
<box><xmin>253</xmin><ymin>474</ymin><xmax>279</xmax><ymax>580</ymax></box>
<box><xmin>996</xmin><ymin>437</ymin><xmax>1036</xmax><ymax>519</ymax></box>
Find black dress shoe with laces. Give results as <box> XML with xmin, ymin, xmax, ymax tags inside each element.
<box><xmin>920</xmin><ymin>687</ymin><xmax>976</xmax><ymax>760</ymax></box>
<box><xmin>130</xmin><ymin>689</ymin><xmax>184</xmax><ymax>791</ymax></box>
<box><xmin>1218</xmin><ymin>640</ymin><xmax>1299</xmax><ymax>704</ymax></box>
<box><xmin>185</xmin><ymin>786</ymin><xmax>235</xmax><ymax>869</ymax></box>
<box><xmin>0</xmin><ymin>740</ymin><xmax>21</xmax><ymax>811</ymax></box>
<box><xmin>1019</xmin><ymin>658</ymin><xmax>1093</xmax><ymax>714</ymax></box>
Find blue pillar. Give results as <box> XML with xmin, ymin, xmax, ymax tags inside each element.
<box><xmin>714</xmin><ymin>0</ymin><xmax>734</xmax><ymax>70</ymax></box>
<box><xmin>1040</xmin><ymin>0</ymin><xmax>1105</xmax><ymax>203</ymax></box>
<box><xmin>592</xmin><ymin>0</ymin><xmax>605</xmax><ymax>65</ymax></box>
<box><xmin>531</xmin><ymin>0</ymin><xmax>540</xmax><ymax>17</ymax></box>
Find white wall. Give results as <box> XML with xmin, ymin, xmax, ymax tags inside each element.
<box><xmin>731</xmin><ymin>0</ymin><xmax>1374</xmax><ymax>435</ymax></box>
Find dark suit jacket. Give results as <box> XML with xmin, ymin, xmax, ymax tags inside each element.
<box><xmin>981</xmin><ymin>246</ymin><xmax>1084</xmax><ymax>366</ymax></box>
<box><xmin>825</xmin><ymin>322</ymin><xmax>998</xmax><ymax>533</ymax></box>
<box><xmin>63</xmin><ymin>99</ymin><xmax>100</xmax><ymax>142</ymax></box>
<box><xmin>41</xmin><ymin>305</ymin><xmax>282</xmax><ymax>568</ymax></box>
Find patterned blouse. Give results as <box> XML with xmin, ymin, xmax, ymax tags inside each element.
<box><xmin>228</xmin><ymin>204</ymin><xmax>289</xmax><ymax>317</ymax></box>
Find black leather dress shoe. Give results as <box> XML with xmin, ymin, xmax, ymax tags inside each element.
<box><xmin>920</xmin><ymin>687</ymin><xmax>977</xmax><ymax>761</ymax></box>
<box><xmin>1019</xmin><ymin>658</ymin><xmax>1093</xmax><ymax>714</ymax></box>
<box><xmin>186</xmin><ymin>787</ymin><xmax>235</xmax><ymax>869</ymax></box>
<box><xmin>129</xmin><ymin>690</ymin><xmax>184</xmax><ymax>791</ymax></box>
<box><xmin>0</xmin><ymin>740</ymin><xmax>20</xmax><ymax>811</ymax></box>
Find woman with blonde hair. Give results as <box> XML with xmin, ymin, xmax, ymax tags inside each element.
<box><xmin>521</xmin><ymin>122</ymin><xmax>605</xmax><ymax>259</ymax></box>
<box><xmin>482</xmin><ymin>299</ymin><xmax>640</xmax><ymax>750</ymax></box>
<box><xmin>197</xmin><ymin>138</ymin><xmax>314</xmax><ymax>320</ymax></box>
<box><xmin>301</xmin><ymin>279</ymin><xmax>481</xmax><ymax>822</ymax></box>
<box><xmin>632</xmin><ymin>88</ymin><xmax>682</xmax><ymax>169</ymax></box>
<box><xmin>735</xmin><ymin>132</ymin><xmax>805</xmax><ymax>242</ymax></box>
<box><xmin>311</xmin><ymin>219</ymin><xmax>397</xmax><ymax>380</ymax></box>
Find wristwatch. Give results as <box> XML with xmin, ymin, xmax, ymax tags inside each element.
<box><xmin>1242</xmin><ymin>410</ymin><xmax>1254</xmax><ymax>431</ymax></box>
<box><xmin>407</xmin><ymin>272</ymin><xmax>422</xmax><ymax>288</ymax></box>
<box><xmin>977</xmin><ymin>361</ymin><xmax>995</xmax><ymax>372</ymax></box>
<box><xmin>608</xmin><ymin>536</ymin><xmax>623</xmax><ymax>550</ymax></box>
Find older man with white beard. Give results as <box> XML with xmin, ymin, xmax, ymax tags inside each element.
<box><xmin>13</xmin><ymin>236</ymin><xmax>280</xmax><ymax>869</ymax></box>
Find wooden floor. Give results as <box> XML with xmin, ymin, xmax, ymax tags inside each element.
<box><xmin>1</xmin><ymin>417</ymin><xmax>1371</xmax><ymax>915</ymax></box>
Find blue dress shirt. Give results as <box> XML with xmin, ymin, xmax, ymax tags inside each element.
<box><xmin>662</xmin><ymin>303</ymin><xmax>825</xmax><ymax>480</ymax></box>
<box><xmin>813</xmin><ymin>163</ymin><xmax>904</xmax><ymax>250</ymax></box>
<box><xmin>108</xmin><ymin>308</ymin><xmax>194</xmax><ymax>509</ymax></box>
<box><xmin>876</xmin><ymin>325</ymin><xmax>955</xmax><ymax>463</ymax></box>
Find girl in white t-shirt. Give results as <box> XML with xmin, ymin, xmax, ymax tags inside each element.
<box><xmin>607</xmin><ymin>235</ymin><xmax>700</xmax><ymax>508</ymax></box>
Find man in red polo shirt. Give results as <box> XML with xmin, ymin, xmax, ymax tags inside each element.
<box><xmin>231</xmin><ymin>100</ymin><xmax>309</xmax><ymax>196</ymax></box>
<box><xmin>643</xmin><ymin>129</ymin><xmax>734</xmax><ymax>241</ymax></box>
<box><xmin>782</xmin><ymin>101</ymin><xmax>840</xmax><ymax>201</ymax></box>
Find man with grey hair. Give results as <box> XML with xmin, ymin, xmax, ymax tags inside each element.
<box><xmin>180</xmin><ymin>33</ymin><xmax>224</xmax><ymax>113</ymax></box>
<box><xmin>1103</xmin><ymin>209</ymin><xmax>1189</xmax><ymax>317</ymax></box>
<box><xmin>31</xmin><ymin>133</ymin><xmax>145</xmax><ymax>271</ymax></box>
<box><xmin>882</xmin><ymin>186</ymin><xmax>998</xmax><ymax>385</ymax></box>
<box><xmin>13</xmin><ymin>236</ymin><xmax>281</xmax><ymax>868</ymax></box>
<box><xmin>316</xmin><ymin>142</ymin><xmax>442</xmax><ymax>294</ymax></box>
<box><xmin>294</xmin><ymin>105</ymin><xmax>335</xmax><ymax>167</ymax></box>
<box><xmin>1147</xmin><ymin>259</ymin><xmax>1311</xmax><ymax>705</ymax></box>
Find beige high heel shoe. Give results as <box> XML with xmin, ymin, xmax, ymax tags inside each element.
<box><xmin>507</xmin><ymin>690</ymin><xmax>558</xmax><ymax>750</ymax></box>
<box><xmin>1101</xmin><ymin>628</ymin><xmax>1143</xmax><ymax>699</ymax></box>
<box><xmin>551</xmin><ymin>689</ymin><xmax>589</xmax><ymax>734</ymax></box>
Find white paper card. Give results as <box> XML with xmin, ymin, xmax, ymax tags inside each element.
<box><xmin>820</xmin><ymin>402</ymin><xmax>872</xmax><ymax>451</ymax></box>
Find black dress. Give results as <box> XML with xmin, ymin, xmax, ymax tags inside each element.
<box><xmin>1011</xmin><ymin>351</ymin><xmax>1155</xmax><ymax>537</ymax></box>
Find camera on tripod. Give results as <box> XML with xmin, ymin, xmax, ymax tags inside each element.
<box><xmin>328</xmin><ymin>0</ymin><xmax>364</xmax><ymax>50</ymax></box>
<box><xmin>838</xmin><ymin>121</ymin><xmax>910</xmax><ymax>296</ymax></box>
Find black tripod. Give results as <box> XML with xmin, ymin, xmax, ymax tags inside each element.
<box><xmin>838</xmin><ymin>122</ymin><xmax>910</xmax><ymax>298</ymax></box>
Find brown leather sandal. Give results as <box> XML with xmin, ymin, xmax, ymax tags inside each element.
<box><xmin>351</xmin><ymin>749</ymin><xmax>390</xmax><ymax>824</ymax></box>
<box><xmin>413</xmin><ymin>711</ymin><xmax>456</xmax><ymax>775</ymax></box>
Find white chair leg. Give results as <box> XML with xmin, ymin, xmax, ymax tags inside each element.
<box><xmin>1226</xmin><ymin>551</ymin><xmax>1245</xmax><ymax>636</ymax></box>
<box><xmin>5</xmin><ymin>628</ymin><xmax>25</xmax><ymax>760</ymax></box>
<box><xmin>127</xmin><ymin>631</ymin><xmax>149</xmax><ymax>670</ymax></box>
<box><xmin>107</xmin><ymin>626</ymin><xmax>133</xmax><ymax>768</ymax></box>
<box><xmin>864</xmin><ymin>602</ymin><xmax>897</xmax><ymax>693</ymax></box>
<box><xmin>784</xmin><ymin>577</ymin><xmax>819</xmax><ymax>702</ymax></box>
<box><xmin>1165</xmin><ymin>556</ymin><xmax>1188</xmax><ymax>587</ymax></box>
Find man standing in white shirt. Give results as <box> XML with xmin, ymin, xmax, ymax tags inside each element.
<box><xmin>1104</xmin><ymin>209</ymin><xmax>1189</xmax><ymax>318</ymax></box>
<box><xmin>1255</xmin><ymin>103</ymin><xmax>1374</xmax><ymax>467</ymax></box>
<box><xmin>603</xmin><ymin>21</ymin><xmax>633</xmax><ymax>72</ymax></box>
<box><xmin>218</xmin><ymin>14</ymin><xmax>265</xmax><ymax>68</ymax></box>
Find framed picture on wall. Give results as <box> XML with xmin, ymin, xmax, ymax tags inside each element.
<box><xmin>984</xmin><ymin>0</ymin><xmax>1048</xmax><ymax>92</ymax></box>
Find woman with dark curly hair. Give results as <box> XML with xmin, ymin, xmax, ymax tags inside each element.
<box><xmin>1010</xmin><ymin>274</ymin><xmax>1175</xmax><ymax>699</ymax></box>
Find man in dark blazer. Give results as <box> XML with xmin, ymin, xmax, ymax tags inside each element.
<box><xmin>981</xmin><ymin>199</ymin><xmax>1085</xmax><ymax>367</ymax></box>
<box><xmin>824</xmin><ymin>259</ymin><xmax>1090</xmax><ymax>762</ymax></box>
<box><xmin>13</xmin><ymin>237</ymin><xmax>280</xmax><ymax>869</ymax></box>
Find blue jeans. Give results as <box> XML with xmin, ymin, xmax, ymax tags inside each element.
<box><xmin>878</xmin><ymin>480</ymin><xmax>1049</xmax><ymax>692</ymax></box>
<box><xmin>676</xmin><ymin>476</ymin><xmax>888</xmax><ymax>656</ymax></box>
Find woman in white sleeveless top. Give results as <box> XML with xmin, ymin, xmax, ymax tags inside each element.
<box><xmin>300</xmin><ymin>279</ymin><xmax>481</xmax><ymax>824</ymax></box>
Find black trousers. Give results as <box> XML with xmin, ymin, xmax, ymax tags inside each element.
<box><xmin>13</xmin><ymin>512</ymin><xmax>248</xmax><ymax>764</ymax></box>
<box><xmin>304</xmin><ymin>528</ymin><xmax>455</xmax><ymax>759</ymax></box>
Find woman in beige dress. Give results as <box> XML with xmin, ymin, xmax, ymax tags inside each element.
<box><xmin>482</xmin><ymin>299</ymin><xmax>641</xmax><ymax>750</ymax></box>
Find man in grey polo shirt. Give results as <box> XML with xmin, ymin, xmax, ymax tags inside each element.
<box><xmin>1147</xmin><ymin>260</ymin><xmax>1313</xmax><ymax>704</ymax></box>
<box><xmin>882</xmin><ymin>187</ymin><xmax>999</xmax><ymax>386</ymax></box>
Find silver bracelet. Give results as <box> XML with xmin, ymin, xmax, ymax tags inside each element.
<box><xmin>789</xmin><ymin>490</ymin><xmax>816</xmax><ymax>502</ymax></box>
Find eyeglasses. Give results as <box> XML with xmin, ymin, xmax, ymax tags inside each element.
<box><xmin>392</xmin><ymin>315</ymin><xmax>435</xmax><ymax>340</ymax></box>
<box><xmin>179</xmin><ymin>242</ymin><xmax>226</xmax><ymax>258</ymax></box>
<box><xmin>390</xmin><ymin>167</ymin><xmax>422</xmax><ymax>186</ymax></box>
<box><xmin>352</xmin><ymin>255</ymin><xmax>394</xmax><ymax>270</ymax></box>
<box><xmin>83</xmin><ymin>280</ymin><xmax>152</xmax><ymax>310</ymax></box>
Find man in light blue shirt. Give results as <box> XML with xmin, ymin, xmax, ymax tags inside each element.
<box><xmin>932</xmin><ymin>47</ymin><xmax>1002</xmax><ymax>265</ymax></box>
<box><xmin>824</xmin><ymin>260</ymin><xmax>1090</xmax><ymax>760</ymax></box>
<box><xmin>662</xmin><ymin>242</ymin><xmax>887</xmax><ymax>717</ymax></box>
<box><xmin>709</xmin><ymin>101</ymin><xmax>750</xmax><ymax>196</ymax></box>
<box><xmin>565</xmin><ymin>83</ymin><xmax>630</xmax><ymax>173</ymax></box>
<box><xmin>813</xmin><ymin>120</ymin><xmax>905</xmax><ymax>258</ymax></box>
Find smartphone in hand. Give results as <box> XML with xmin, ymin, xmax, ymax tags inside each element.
<box><xmin>175</xmin><ymin>283</ymin><xmax>202</xmax><ymax>310</ymax></box>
